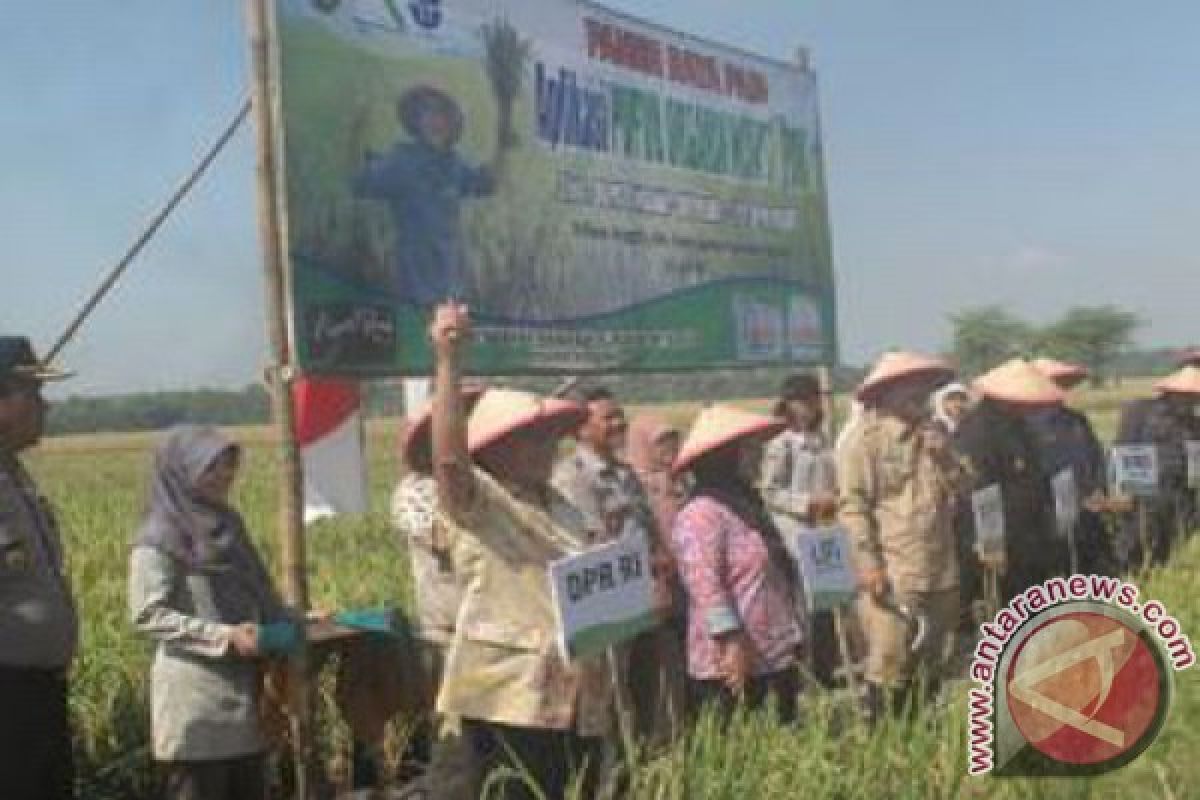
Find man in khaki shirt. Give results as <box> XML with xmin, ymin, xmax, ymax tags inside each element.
<box><xmin>838</xmin><ymin>352</ymin><xmax>965</xmax><ymax>724</ymax></box>
<box><xmin>429</xmin><ymin>304</ymin><xmax>614</xmax><ymax>799</ymax></box>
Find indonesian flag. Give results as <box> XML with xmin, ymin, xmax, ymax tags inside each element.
<box><xmin>292</xmin><ymin>377</ymin><xmax>368</xmax><ymax>524</ymax></box>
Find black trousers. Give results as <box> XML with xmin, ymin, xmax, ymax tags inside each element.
<box><xmin>162</xmin><ymin>754</ymin><xmax>266</xmax><ymax>800</ymax></box>
<box><xmin>0</xmin><ymin>666</ymin><xmax>74</xmax><ymax>800</ymax></box>
<box><xmin>690</xmin><ymin>667</ymin><xmax>801</xmax><ymax>724</ymax></box>
<box><xmin>461</xmin><ymin>719</ymin><xmax>603</xmax><ymax>800</ymax></box>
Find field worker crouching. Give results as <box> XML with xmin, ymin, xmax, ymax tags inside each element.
<box><xmin>129</xmin><ymin>425</ymin><xmax>297</xmax><ymax>800</ymax></box>
<box><xmin>0</xmin><ymin>337</ymin><xmax>78</xmax><ymax>800</ymax></box>
<box><xmin>838</xmin><ymin>352</ymin><xmax>965</xmax><ymax>724</ymax></box>
<box><xmin>429</xmin><ymin>303</ymin><xmax>614</xmax><ymax>800</ymax></box>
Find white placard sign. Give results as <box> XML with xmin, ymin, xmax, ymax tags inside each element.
<box><xmin>1052</xmin><ymin>468</ymin><xmax>1079</xmax><ymax>536</ymax></box>
<box><xmin>776</xmin><ymin>518</ymin><xmax>857</xmax><ymax>613</ymax></box>
<box><xmin>1110</xmin><ymin>445</ymin><xmax>1160</xmax><ymax>498</ymax></box>
<box><xmin>548</xmin><ymin>531</ymin><xmax>658</xmax><ymax>661</ymax></box>
<box><xmin>1186</xmin><ymin>441</ymin><xmax>1200</xmax><ymax>489</ymax></box>
<box><xmin>972</xmin><ymin>485</ymin><xmax>1006</xmax><ymax>559</ymax></box>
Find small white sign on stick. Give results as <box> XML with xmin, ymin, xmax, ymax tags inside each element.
<box><xmin>777</xmin><ymin>519</ymin><xmax>857</xmax><ymax>613</ymax></box>
<box><xmin>1186</xmin><ymin>441</ymin><xmax>1200</xmax><ymax>490</ymax></box>
<box><xmin>1052</xmin><ymin>468</ymin><xmax>1080</xmax><ymax>536</ymax></box>
<box><xmin>548</xmin><ymin>531</ymin><xmax>658</xmax><ymax>661</ymax></box>
<box><xmin>972</xmin><ymin>484</ymin><xmax>1006</xmax><ymax>560</ymax></box>
<box><xmin>1110</xmin><ymin>445</ymin><xmax>1159</xmax><ymax>498</ymax></box>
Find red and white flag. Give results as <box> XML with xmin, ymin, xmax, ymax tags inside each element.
<box><xmin>292</xmin><ymin>377</ymin><xmax>368</xmax><ymax>524</ymax></box>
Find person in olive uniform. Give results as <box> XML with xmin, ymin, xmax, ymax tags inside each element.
<box><xmin>0</xmin><ymin>337</ymin><xmax>79</xmax><ymax>800</ymax></box>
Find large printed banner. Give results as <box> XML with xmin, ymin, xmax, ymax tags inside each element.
<box><xmin>273</xmin><ymin>0</ymin><xmax>838</xmax><ymax>375</ymax></box>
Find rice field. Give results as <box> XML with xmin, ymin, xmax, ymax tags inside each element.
<box><xmin>24</xmin><ymin>388</ymin><xmax>1197</xmax><ymax>798</ymax></box>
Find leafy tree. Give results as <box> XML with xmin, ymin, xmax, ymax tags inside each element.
<box><xmin>949</xmin><ymin>306</ymin><xmax>1033</xmax><ymax>377</ymax></box>
<box><xmin>1039</xmin><ymin>306</ymin><xmax>1140</xmax><ymax>386</ymax></box>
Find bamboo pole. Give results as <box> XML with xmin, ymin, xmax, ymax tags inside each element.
<box><xmin>245</xmin><ymin>0</ymin><xmax>314</xmax><ymax>796</ymax></box>
<box><xmin>817</xmin><ymin>367</ymin><xmax>836</xmax><ymax>443</ymax></box>
<box><xmin>45</xmin><ymin>99</ymin><xmax>250</xmax><ymax>364</ymax></box>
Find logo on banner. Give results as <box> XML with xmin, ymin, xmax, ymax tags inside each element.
<box><xmin>733</xmin><ymin>295</ymin><xmax>784</xmax><ymax>360</ymax></box>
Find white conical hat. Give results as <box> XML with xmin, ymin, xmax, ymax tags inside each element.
<box><xmin>855</xmin><ymin>351</ymin><xmax>954</xmax><ymax>402</ymax></box>
<box><xmin>466</xmin><ymin>388</ymin><xmax>587</xmax><ymax>455</ymax></box>
<box><xmin>1155</xmin><ymin>365</ymin><xmax>1200</xmax><ymax>396</ymax></box>
<box><xmin>973</xmin><ymin>358</ymin><xmax>1066</xmax><ymax>407</ymax></box>
<box><xmin>673</xmin><ymin>404</ymin><xmax>786</xmax><ymax>474</ymax></box>
<box><xmin>1031</xmin><ymin>357</ymin><xmax>1090</xmax><ymax>389</ymax></box>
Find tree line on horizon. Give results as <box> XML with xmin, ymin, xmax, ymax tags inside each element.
<box><xmin>45</xmin><ymin>303</ymin><xmax>1179</xmax><ymax>435</ymax></box>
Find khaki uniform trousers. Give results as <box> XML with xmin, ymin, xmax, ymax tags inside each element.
<box><xmin>857</xmin><ymin>587</ymin><xmax>958</xmax><ymax>688</ymax></box>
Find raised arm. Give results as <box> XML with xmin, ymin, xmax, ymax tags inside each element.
<box><xmin>430</xmin><ymin>303</ymin><xmax>476</xmax><ymax>516</ymax></box>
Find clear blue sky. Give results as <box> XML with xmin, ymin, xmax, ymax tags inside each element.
<box><xmin>4</xmin><ymin>1</ymin><xmax>1197</xmax><ymax>395</ymax></box>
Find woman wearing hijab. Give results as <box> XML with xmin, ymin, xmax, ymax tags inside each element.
<box><xmin>624</xmin><ymin>414</ymin><xmax>691</xmax><ymax>746</ymax></box>
<box><xmin>429</xmin><ymin>304</ymin><xmax>614</xmax><ymax>800</ymax></box>
<box><xmin>759</xmin><ymin>374</ymin><xmax>839</xmax><ymax>688</ymax></box>
<box><xmin>129</xmin><ymin>425</ymin><xmax>292</xmax><ymax>800</ymax></box>
<box><xmin>672</xmin><ymin>405</ymin><xmax>803</xmax><ymax>721</ymax></box>
<box><xmin>931</xmin><ymin>382</ymin><xmax>972</xmax><ymax>436</ymax></box>
<box><xmin>626</xmin><ymin>415</ymin><xmax>689</xmax><ymax>537</ymax></box>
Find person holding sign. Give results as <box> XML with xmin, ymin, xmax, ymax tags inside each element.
<box><xmin>1027</xmin><ymin>359</ymin><xmax>1112</xmax><ymax>574</ymax></box>
<box><xmin>837</xmin><ymin>352</ymin><xmax>965</xmax><ymax>724</ymax></box>
<box><xmin>554</xmin><ymin>388</ymin><xmax>687</xmax><ymax>747</ymax></box>
<box><xmin>429</xmin><ymin>304</ymin><xmax>613</xmax><ymax>800</ymax></box>
<box><xmin>759</xmin><ymin>373</ymin><xmax>840</xmax><ymax>687</ymax></box>
<box><xmin>956</xmin><ymin>360</ymin><xmax>1060</xmax><ymax>603</ymax></box>
<box><xmin>128</xmin><ymin>426</ymin><xmax>295</xmax><ymax>800</ymax></box>
<box><xmin>671</xmin><ymin>405</ymin><xmax>803</xmax><ymax>722</ymax></box>
<box><xmin>1112</xmin><ymin>366</ymin><xmax>1200</xmax><ymax>571</ymax></box>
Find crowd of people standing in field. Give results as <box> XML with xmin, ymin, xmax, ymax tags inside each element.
<box><xmin>2</xmin><ymin>316</ymin><xmax>1199</xmax><ymax>799</ymax></box>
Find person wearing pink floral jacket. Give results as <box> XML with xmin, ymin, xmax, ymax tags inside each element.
<box><xmin>671</xmin><ymin>405</ymin><xmax>803</xmax><ymax>722</ymax></box>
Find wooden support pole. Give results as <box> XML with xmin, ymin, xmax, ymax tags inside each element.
<box><xmin>817</xmin><ymin>365</ymin><xmax>837</xmax><ymax>443</ymax></box>
<box><xmin>1138</xmin><ymin>503</ymin><xmax>1151</xmax><ymax>574</ymax></box>
<box><xmin>245</xmin><ymin>0</ymin><xmax>315</xmax><ymax>795</ymax></box>
<box><xmin>832</xmin><ymin>606</ymin><xmax>859</xmax><ymax>698</ymax></box>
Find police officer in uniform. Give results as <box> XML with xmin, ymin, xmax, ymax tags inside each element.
<box><xmin>0</xmin><ymin>337</ymin><xmax>78</xmax><ymax>799</ymax></box>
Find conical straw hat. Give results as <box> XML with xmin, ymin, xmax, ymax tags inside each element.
<box><xmin>673</xmin><ymin>405</ymin><xmax>786</xmax><ymax>474</ymax></box>
<box><xmin>973</xmin><ymin>358</ymin><xmax>1065</xmax><ymax>407</ymax></box>
<box><xmin>1175</xmin><ymin>349</ymin><xmax>1200</xmax><ymax>368</ymax></box>
<box><xmin>466</xmin><ymin>388</ymin><xmax>587</xmax><ymax>455</ymax></box>
<box><xmin>1031</xmin><ymin>357</ymin><xmax>1090</xmax><ymax>389</ymax></box>
<box><xmin>1154</xmin><ymin>365</ymin><xmax>1200</xmax><ymax>396</ymax></box>
<box><xmin>399</xmin><ymin>384</ymin><xmax>486</xmax><ymax>469</ymax></box>
<box><xmin>855</xmin><ymin>351</ymin><xmax>953</xmax><ymax>402</ymax></box>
